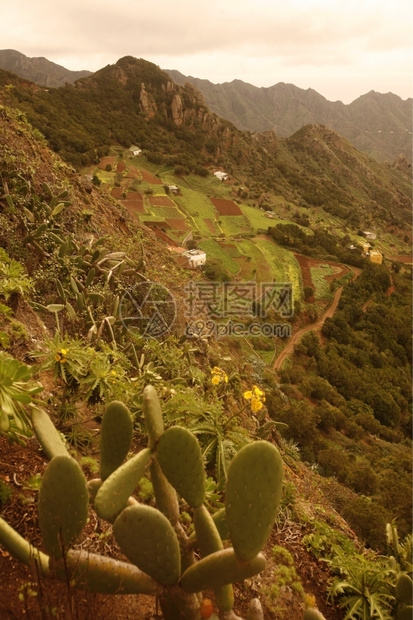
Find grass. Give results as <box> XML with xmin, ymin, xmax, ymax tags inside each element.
<box><xmin>173</xmin><ymin>187</ymin><xmax>219</xmax><ymax>236</ymax></box>
<box><xmin>219</xmin><ymin>215</ymin><xmax>253</xmax><ymax>236</ymax></box>
<box><xmin>150</xmin><ymin>206</ymin><xmax>185</xmax><ymax>219</ymax></box>
<box><xmin>240</xmin><ymin>204</ymin><xmax>286</xmax><ymax>231</ymax></box>
<box><xmin>310</xmin><ymin>265</ymin><xmax>337</xmax><ymax>299</ymax></box>
<box><xmin>198</xmin><ymin>239</ymin><xmax>240</xmax><ymax>274</ymax></box>
<box><xmin>254</xmin><ymin>238</ymin><xmax>303</xmax><ymax>300</ymax></box>
<box><xmin>236</xmin><ymin>240</ymin><xmax>273</xmax><ymax>281</ymax></box>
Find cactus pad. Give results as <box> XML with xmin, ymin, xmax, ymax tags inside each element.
<box><xmin>113</xmin><ymin>504</ymin><xmax>181</xmax><ymax>585</ymax></box>
<box><xmin>100</xmin><ymin>400</ymin><xmax>133</xmax><ymax>481</ymax></box>
<box><xmin>95</xmin><ymin>448</ymin><xmax>151</xmax><ymax>522</ymax></box>
<box><xmin>142</xmin><ymin>385</ymin><xmax>165</xmax><ymax>450</ymax></box>
<box><xmin>51</xmin><ymin>549</ymin><xmax>163</xmax><ymax>595</ymax></box>
<box><xmin>38</xmin><ymin>456</ymin><xmax>88</xmax><ymax>558</ymax></box>
<box><xmin>303</xmin><ymin>609</ymin><xmax>327</xmax><ymax>620</ymax></box>
<box><xmin>157</xmin><ymin>426</ymin><xmax>205</xmax><ymax>508</ymax></box>
<box><xmin>396</xmin><ymin>573</ymin><xmax>413</xmax><ymax>605</ymax></box>
<box><xmin>31</xmin><ymin>407</ymin><xmax>69</xmax><ymax>459</ymax></box>
<box><xmin>225</xmin><ymin>440</ymin><xmax>283</xmax><ymax>561</ymax></box>
<box><xmin>180</xmin><ymin>548</ymin><xmax>266</xmax><ymax>592</ymax></box>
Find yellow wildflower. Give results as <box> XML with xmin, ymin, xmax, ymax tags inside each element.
<box><xmin>210</xmin><ymin>366</ymin><xmax>228</xmax><ymax>386</ymax></box>
<box><xmin>55</xmin><ymin>348</ymin><xmax>68</xmax><ymax>363</ymax></box>
<box><xmin>244</xmin><ymin>384</ymin><xmax>266</xmax><ymax>412</ymax></box>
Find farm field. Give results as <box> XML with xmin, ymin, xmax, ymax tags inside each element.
<box><xmin>219</xmin><ymin>215</ymin><xmax>253</xmax><ymax>236</ymax></box>
<box><xmin>210</xmin><ymin>197</ymin><xmax>243</xmax><ymax>215</ymax></box>
<box><xmin>235</xmin><ymin>239</ymin><xmax>274</xmax><ymax>281</ymax></box>
<box><xmin>240</xmin><ymin>204</ymin><xmax>285</xmax><ymax>230</ymax></box>
<box><xmin>198</xmin><ymin>239</ymin><xmax>240</xmax><ymax>275</ymax></box>
<box><xmin>254</xmin><ymin>237</ymin><xmax>303</xmax><ymax>300</ymax></box>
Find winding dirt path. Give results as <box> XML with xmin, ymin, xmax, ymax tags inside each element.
<box><xmin>273</xmin><ymin>267</ymin><xmax>360</xmax><ymax>372</ymax></box>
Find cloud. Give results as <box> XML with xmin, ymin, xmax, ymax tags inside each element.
<box><xmin>2</xmin><ymin>0</ymin><xmax>412</xmax><ymax>102</ymax></box>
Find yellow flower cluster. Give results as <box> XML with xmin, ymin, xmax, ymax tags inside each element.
<box><xmin>243</xmin><ymin>385</ymin><xmax>266</xmax><ymax>412</ymax></box>
<box><xmin>211</xmin><ymin>366</ymin><xmax>228</xmax><ymax>386</ymax></box>
<box><xmin>55</xmin><ymin>348</ymin><xmax>68</xmax><ymax>364</ymax></box>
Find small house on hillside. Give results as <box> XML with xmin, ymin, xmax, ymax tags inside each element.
<box><xmin>361</xmin><ymin>241</ymin><xmax>372</xmax><ymax>255</ymax></box>
<box><xmin>214</xmin><ymin>171</ymin><xmax>228</xmax><ymax>181</ymax></box>
<box><xmin>369</xmin><ymin>249</ymin><xmax>383</xmax><ymax>265</ymax></box>
<box><xmin>363</xmin><ymin>231</ymin><xmax>376</xmax><ymax>240</ymax></box>
<box><xmin>129</xmin><ymin>145</ymin><xmax>142</xmax><ymax>156</ymax></box>
<box><xmin>184</xmin><ymin>249</ymin><xmax>206</xmax><ymax>268</ymax></box>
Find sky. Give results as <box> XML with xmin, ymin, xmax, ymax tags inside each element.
<box><xmin>2</xmin><ymin>0</ymin><xmax>412</xmax><ymax>103</ymax></box>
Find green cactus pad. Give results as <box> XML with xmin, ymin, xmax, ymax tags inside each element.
<box><xmin>396</xmin><ymin>606</ymin><xmax>413</xmax><ymax>620</ymax></box>
<box><xmin>95</xmin><ymin>448</ymin><xmax>151</xmax><ymax>522</ymax></box>
<box><xmin>396</xmin><ymin>573</ymin><xmax>413</xmax><ymax>605</ymax></box>
<box><xmin>38</xmin><ymin>456</ymin><xmax>88</xmax><ymax>559</ymax></box>
<box><xmin>51</xmin><ymin>549</ymin><xmax>164</xmax><ymax>595</ymax></box>
<box><xmin>100</xmin><ymin>400</ymin><xmax>133</xmax><ymax>481</ymax></box>
<box><xmin>150</xmin><ymin>459</ymin><xmax>180</xmax><ymax>526</ymax></box>
<box><xmin>157</xmin><ymin>426</ymin><xmax>205</xmax><ymax>508</ymax></box>
<box><xmin>87</xmin><ymin>478</ymin><xmax>102</xmax><ymax>505</ymax></box>
<box><xmin>113</xmin><ymin>504</ymin><xmax>181</xmax><ymax>586</ymax></box>
<box><xmin>143</xmin><ymin>385</ymin><xmax>165</xmax><ymax>450</ymax></box>
<box><xmin>0</xmin><ymin>517</ymin><xmax>50</xmax><ymax>576</ymax></box>
<box><xmin>193</xmin><ymin>504</ymin><xmax>223</xmax><ymax>558</ymax></box>
<box><xmin>303</xmin><ymin>608</ymin><xmax>327</xmax><ymax>620</ymax></box>
<box><xmin>193</xmin><ymin>505</ymin><xmax>234</xmax><ymax>613</ymax></box>
<box><xmin>31</xmin><ymin>407</ymin><xmax>70</xmax><ymax>459</ymax></box>
<box><xmin>225</xmin><ymin>440</ymin><xmax>283</xmax><ymax>561</ymax></box>
<box><xmin>180</xmin><ymin>548</ymin><xmax>266</xmax><ymax>592</ymax></box>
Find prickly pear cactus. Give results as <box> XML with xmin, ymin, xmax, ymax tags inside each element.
<box><xmin>38</xmin><ymin>455</ymin><xmax>88</xmax><ymax>558</ymax></box>
<box><xmin>0</xmin><ymin>387</ymin><xmax>284</xmax><ymax>620</ymax></box>
<box><xmin>225</xmin><ymin>440</ymin><xmax>283</xmax><ymax>561</ymax></box>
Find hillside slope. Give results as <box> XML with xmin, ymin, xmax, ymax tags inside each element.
<box><xmin>167</xmin><ymin>70</ymin><xmax>412</xmax><ymax>163</ymax></box>
<box><xmin>0</xmin><ymin>56</ymin><xmax>411</xmax><ymax>238</ymax></box>
<box><xmin>0</xmin><ymin>94</ymin><xmax>412</xmax><ymax>620</ymax></box>
<box><xmin>0</xmin><ymin>48</ymin><xmax>92</xmax><ymax>87</ymax></box>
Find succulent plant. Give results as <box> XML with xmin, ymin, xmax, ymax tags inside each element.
<box><xmin>0</xmin><ymin>385</ymin><xmax>285</xmax><ymax>620</ymax></box>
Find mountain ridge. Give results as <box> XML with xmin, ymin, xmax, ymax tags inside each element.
<box><xmin>166</xmin><ymin>69</ymin><xmax>412</xmax><ymax>163</ymax></box>
<box><xmin>0</xmin><ymin>50</ymin><xmax>410</xmax><ymax>164</ymax></box>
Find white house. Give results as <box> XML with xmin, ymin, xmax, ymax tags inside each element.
<box><xmin>184</xmin><ymin>249</ymin><xmax>206</xmax><ymax>268</ymax></box>
<box><xmin>363</xmin><ymin>231</ymin><xmax>376</xmax><ymax>240</ymax></box>
<box><xmin>129</xmin><ymin>145</ymin><xmax>142</xmax><ymax>156</ymax></box>
<box><xmin>214</xmin><ymin>171</ymin><xmax>228</xmax><ymax>181</ymax></box>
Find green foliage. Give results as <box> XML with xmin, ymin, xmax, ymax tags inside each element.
<box><xmin>0</xmin><ymin>388</ymin><xmax>284</xmax><ymax>620</ymax></box>
<box><xmin>0</xmin><ymin>248</ymin><xmax>33</xmax><ymax>300</ymax></box>
<box><xmin>328</xmin><ymin>547</ymin><xmax>396</xmax><ymax>620</ymax></box>
<box><xmin>0</xmin><ymin>351</ymin><xmax>43</xmax><ymax>442</ymax></box>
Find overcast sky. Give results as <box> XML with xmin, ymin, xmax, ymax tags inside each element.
<box><xmin>2</xmin><ymin>0</ymin><xmax>412</xmax><ymax>103</ymax></box>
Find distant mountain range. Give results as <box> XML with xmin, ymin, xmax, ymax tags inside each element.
<box><xmin>0</xmin><ymin>49</ymin><xmax>92</xmax><ymax>88</ymax></box>
<box><xmin>0</xmin><ymin>49</ymin><xmax>411</xmax><ymax>164</ymax></box>
<box><xmin>166</xmin><ymin>70</ymin><xmax>412</xmax><ymax>164</ymax></box>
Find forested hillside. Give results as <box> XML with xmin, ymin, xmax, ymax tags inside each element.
<box><xmin>0</xmin><ymin>58</ymin><xmax>412</xmax><ymax>620</ymax></box>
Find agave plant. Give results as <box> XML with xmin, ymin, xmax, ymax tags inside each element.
<box><xmin>0</xmin><ymin>351</ymin><xmax>43</xmax><ymax>442</ymax></box>
<box><xmin>328</xmin><ymin>546</ymin><xmax>396</xmax><ymax>620</ymax></box>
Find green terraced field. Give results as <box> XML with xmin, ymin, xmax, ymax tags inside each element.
<box><xmin>198</xmin><ymin>239</ymin><xmax>240</xmax><ymax>274</ymax></box>
<box><xmin>219</xmin><ymin>215</ymin><xmax>253</xmax><ymax>236</ymax></box>
<box><xmin>253</xmin><ymin>238</ymin><xmax>303</xmax><ymax>300</ymax></box>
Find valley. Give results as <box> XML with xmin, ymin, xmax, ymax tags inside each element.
<box><xmin>0</xmin><ymin>57</ymin><xmax>412</xmax><ymax>620</ymax></box>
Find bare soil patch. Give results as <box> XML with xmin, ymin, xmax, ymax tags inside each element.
<box><xmin>149</xmin><ymin>196</ymin><xmax>176</xmax><ymax>207</ymax></box>
<box><xmin>211</xmin><ymin>198</ymin><xmax>243</xmax><ymax>215</ymax></box>
<box><xmin>140</xmin><ymin>169</ymin><xmax>163</xmax><ymax>185</ymax></box>
<box><xmin>204</xmin><ymin>218</ymin><xmax>220</xmax><ymax>234</ymax></box>
<box><xmin>165</xmin><ymin>219</ymin><xmax>188</xmax><ymax>231</ymax></box>
<box><xmin>110</xmin><ymin>187</ymin><xmax>123</xmax><ymax>199</ymax></box>
<box><xmin>120</xmin><ymin>200</ymin><xmax>145</xmax><ymax>215</ymax></box>
<box><xmin>97</xmin><ymin>156</ymin><xmax>116</xmax><ymax>170</ymax></box>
